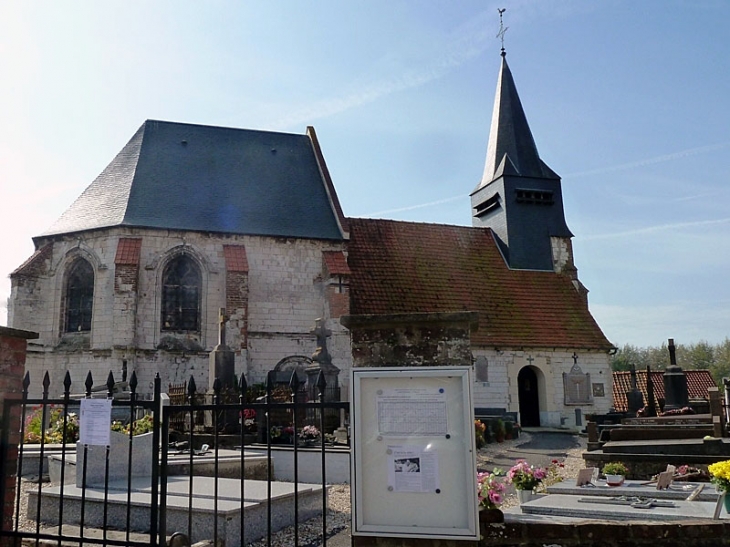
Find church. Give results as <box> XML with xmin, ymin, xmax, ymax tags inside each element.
<box><xmin>9</xmin><ymin>50</ymin><xmax>614</xmax><ymax>429</ymax></box>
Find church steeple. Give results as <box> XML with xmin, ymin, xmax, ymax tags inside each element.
<box><xmin>478</xmin><ymin>53</ymin><xmax>559</xmax><ymax>189</ymax></box>
<box><xmin>471</xmin><ymin>50</ymin><xmax>572</xmax><ymax>272</ymax></box>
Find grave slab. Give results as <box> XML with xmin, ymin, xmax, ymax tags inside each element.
<box><xmin>27</xmin><ymin>477</ymin><xmax>325</xmax><ymax>545</ymax></box>
<box><xmin>547</xmin><ymin>479</ymin><xmax>719</xmax><ymax>502</ymax></box>
<box><xmin>519</xmin><ymin>493</ymin><xmax>724</xmax><ymax>521</ymax></box>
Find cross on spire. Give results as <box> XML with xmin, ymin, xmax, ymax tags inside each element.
<box><xmin>497</xmin><ymin>8</ymin><xmax>509</xmax><ymax>56</ymax></box>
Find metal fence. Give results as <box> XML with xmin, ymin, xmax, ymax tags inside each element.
<box><xmin>0</xmin><ymin>368</ymin><xmax>350</xmax><ymax>547</ymax></box>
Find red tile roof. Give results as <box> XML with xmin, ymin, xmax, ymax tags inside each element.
<box><xmin>223</xmin><ymin>245</ymin><xmax>249</xmax><ymax>272</ymax></box>
<box><xmin>114</xmin><ymin>238</ymin><xmax>142</xmax><ymax>266</ymax></box>
<box><xmin>346</xmin><ymin>218</ymin><xmax>613</xmax><ymax>350</ymax></box>
<box><xmin>612</xmin><ymin>369</ymin><xmax>717</xmax><ymax>412</ymax></box>
<box><xmin>323</xmin><ymin>251</ymin><xmax>351</xmax><ymax>276</ymax></box>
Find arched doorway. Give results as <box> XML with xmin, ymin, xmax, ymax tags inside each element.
<box><xmin>518</xmin><ymin>367</ymin><xmax>540</xmax><ymax>427</ymax></box>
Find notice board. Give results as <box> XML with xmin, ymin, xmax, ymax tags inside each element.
<box><xmin>351</xmin><ymin>367</ymin><xmax>478</xmax><ymax>540</ymax></box>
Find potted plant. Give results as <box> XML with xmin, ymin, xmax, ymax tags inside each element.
<box><xmin>507</xmin><ymin>459</ymin><xmax>547</xmax><ymax>503</ymax></box>
<box><xmin>493</xmin><ymin>419</ymin><xmax>505</xmax><ymax>443</ymax></box>
<box><xmin>602</xmin><ymin>461</ymin><xmax>628</xmax><ymax>486</ymax></box>
<box><xmin>477</xmin><ymin>470</ymin><xmax>506</xmax><ymax>524</ymax></box>
<box><xmin>474</xmin><ymin>420</ymin><xmax>486</xmax><ymax>449</ymax></box>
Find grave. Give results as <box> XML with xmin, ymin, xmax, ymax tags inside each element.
<box><xmin>27</xmin><ymin>476</ymin><xmax>325</xmax><ymax>545</ymax></box>
<box><xmin>504</xmin><ymin>471</ymin><xmax>725</xmax><ymax>523</ymax></box>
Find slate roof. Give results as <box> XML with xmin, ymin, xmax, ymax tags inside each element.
<box><xmin>612</xmin><ymin>369</ymin><xmax>717</xmax><ymax>412</ymax></box>
<box><xmin>41</xmin><ymin>120</ymin><xmax>346</xmax><ymax>241</ymax></box>
<box><xmin>477</xmin><ymin>54</ymin><xmax>559</xmax><ymax>189</ymax></box>
<box><xmin>346</xmin><ymin>217</ymin><xmax>613</xmax><ymax>350</ymax></box>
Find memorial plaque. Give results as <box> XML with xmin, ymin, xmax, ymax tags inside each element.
<box><xmin>576</xmin><ymin>468</ymin><xmax>597</xmax><ymax>486</ymax></box>
<box><xmin>563</xmin><ymin>361</ymin><xmax>591</xmax><ymax>405</ymax></box>
<box><xmin>656</xmin><ymin>471</ymin><xmax>673</xmax><ymax>490</ymax></box>
<box><xmin>592</xmin><ymin>383</ymin><xmax>605</xmax><ymax>397</ymax></box>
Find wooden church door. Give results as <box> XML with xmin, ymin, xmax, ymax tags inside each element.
<box><xmin>518</xmin><ymin>367</ymin><xmax>540</xmax><ymax>427</ymax></box>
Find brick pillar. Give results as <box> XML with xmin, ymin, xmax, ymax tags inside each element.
<box><xmin>0</xmin><ymin>326</ymin><xmax>38</xmax><ymax>546</ymax></box>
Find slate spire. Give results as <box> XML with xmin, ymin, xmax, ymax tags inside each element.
<box><xmin>478</xmin><ymin>52</ymin><xmax>558</xmax><ymax>189</ymax></box>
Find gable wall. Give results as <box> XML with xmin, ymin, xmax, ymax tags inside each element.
<box><xmin>472</xmin><ymin>348</ymin><xmax>612</xmax><ymax>429</ymax></box>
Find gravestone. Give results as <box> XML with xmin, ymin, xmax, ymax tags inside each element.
<box><xmin>663</xmin><ymin>339</ymin><xmax>688</xmax><ymax>412</ymax></box>
<box><xmin>76</xmin><ymin>431</ymin><xmax>154</xmax><ymax>487</ymax></box>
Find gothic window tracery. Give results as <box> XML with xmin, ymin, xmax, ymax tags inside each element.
<box><xmin>161</xmin><ymin>255</ymin><xmax>201</xmax><ymax>332</ymax></box>
<box><xmin>64</xmin><ymin>258</ymin><xmax>94</xmax><ymax>333</ymax></box>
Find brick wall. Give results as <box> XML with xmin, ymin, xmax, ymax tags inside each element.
<box><xmin>353</xmin><ymin>519</ymin><xmax>730</xmax><ymax>547</ymax></box>
<box><xmin>0</xmin><ymin>326</ymin><xmax>38</xmax><ymax>547</ymax></box>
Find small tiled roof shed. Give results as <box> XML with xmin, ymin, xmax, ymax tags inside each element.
<box><xmin>346</xmin><ymin>217</ymin><xmax>613</xmax><ymax>350</ymax></box>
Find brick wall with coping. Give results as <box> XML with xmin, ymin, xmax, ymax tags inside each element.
<box><xmin>0</xmin><ymin>326</ymin><xmax>38</xmax><ymax>547</ymax></box>
<box><xmin>353</xmin><ymin>519</ymin><xmax>730</xmax><ymax>547</ymax></box>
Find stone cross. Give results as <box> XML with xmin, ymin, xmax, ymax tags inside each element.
<box><xmin>311</xmin><ymin>318</ymin><xmax>331</xmax><ymax>365</ymax></box>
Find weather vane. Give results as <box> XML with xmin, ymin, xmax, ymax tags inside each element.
<box><xmin>497</xmin><ymin>8</ymin><xmax>508</xmax><ymax>56</ymax></box>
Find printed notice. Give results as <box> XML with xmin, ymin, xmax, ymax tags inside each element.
<box><xmin>376</xmin><ymin>388</ymin><xmax>448</xmax><ymax>436</ymax></box>
<box><xmin>387</xmin><ymin>445</ymin><xmax>440</xmax><ymax>493</ymax></box>
<box><xmin>79</xmin><ymin>398</ymin><xmax>112</xmax><ymax>446</ymax></box>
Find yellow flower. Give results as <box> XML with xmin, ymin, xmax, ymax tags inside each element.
<box><xmin>708</xmin><ymin>460</ymin><xmax>730</xmax><ymax>481</ymax></box>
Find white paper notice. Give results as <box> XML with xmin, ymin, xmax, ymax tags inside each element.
<box><xmin>79</xmin><ymin>398</ymin><xmax>112</xmax><ymax>446</ymax></box>
<box><xmin>387</xmin><ymin>445</ymin><xmax>440</xmax><ymax>493</ymax></box>
<box><xmin>376</xmin><ymin>388</ymin><xmax>448</xmax><ymax>436</ymax></box>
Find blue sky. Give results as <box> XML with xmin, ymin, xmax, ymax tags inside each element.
<box><xmin>1</xmin><ymin>1</ymin><xmax>729</xmax><ymax>348</ymax></box>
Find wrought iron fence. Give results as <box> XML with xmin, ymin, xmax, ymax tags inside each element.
<box><xmin>0</xmin><ymin>368</ymin><xmax>350</xmax><ymax>547</ymax></box>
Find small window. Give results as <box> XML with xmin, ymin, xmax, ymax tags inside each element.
<box><xmin>161</xmin><ymin>255</ymin><xmax>201</xmax><ymax>332</ymax></box>
<box><xmin>515</xmin><ymin>189</ymin><xmax>554</xmax><ymax>205</ymax></box>
<box><xmin>474</xmin><ymin>193</ymin><xmax>501</xmax><ymax>217</ymax></box>
<box><xmin>65</xmin><ymin>259</ymin><xmax>94</xmax><ymax>333</ymax></box>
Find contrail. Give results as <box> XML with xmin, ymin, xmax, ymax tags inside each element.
<box><xmin>582</xmin><ymin>217</ymin><xmax>730</xmax><ymax>241</ymax></box>
<box><xmin>365</xmin><ymin>140</ymin><xmax>730</xmax><ymax>217</ymax></box>
<box><xmin>564</xmin><ymin>141</ymin><xmax>730</xmax><ymax>178</ymax></box>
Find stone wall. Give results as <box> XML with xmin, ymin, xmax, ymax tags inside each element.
<box><xmin>0</xmin><ymin>326</ymin><xmax>37</xmax><ymax>546</ymax></box>
<box><xmin>342</xmin><ymin>312</ymin><xmax>478</xmax><ymax>368</ymax></box>
<box><xmin>10</xmin><ymin>227</ymin><xmax>350</xmax><ymax>397</ymax></box>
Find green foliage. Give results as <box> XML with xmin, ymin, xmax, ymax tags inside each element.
<box><xmin>602</xmin><ymin>461</ymin><xmax>628</xmax><ymax>476</ymax></box>
<box><xmin>611</xmin><ymin>338</ymin><xmax>730</xmax><ymax>386</ymax></box>
<box><xmin>24</xmin><ymin>406</ymin><xmax>79</xmax><ymax>444</ymax></box>
<box><xmin>111</xmin><ymin>414</ymin><xmax>155</xmax><ymax>436</ymax></box>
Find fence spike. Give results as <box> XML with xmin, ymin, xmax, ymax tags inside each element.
<box><xmin>213</xmin><ymin>377</ymin><xmax>222</xmax><ymax>396</ymax></box>
<box><xmin>42</xmin><ymin>371</ymin><xmax>51</xmax><ymax>397</ymax></box>
<box><xmin>22</xmin><ymin>371</ymin><xmax>30</xmax><ymax>394</ymax></box>
<box><xmin>63</xmin><ymin>371</ymin><xmax>72</xmax><ymax>396</ymax></box>
<box><xmin>129</xmin><ymin>370</ymin><xmax>138</xmax><ymax>392</ymax></box>
<box><xmin>316</xmin><ymin>370</ymin><xmax>327</xmax><ymax>395</ymax></box>
<box><xmin>289</xmin><ymin>370</ymin><xmax>299</xmax><ymax>393</ymax></box>
<box><xmin>187</xmin><ymin>376</ymin><xmax>197</xmax><ymax>399</ymax></box>
<box><xmin>266</xmin><ymin>370</ymin><xmax>276</xmax><ymax>393</ymax></box>
<box><xmin>238</xmin><ymin>372</ymin><xmax>247</xmax><ymax>395</ymax></box>
<box><xmin>106</xmin><ymin>370</ymin><xmax>116</xmax><ymax>395</ymax></box>
<box><xmin>85</xmin><ymin>371</ymin><xmax>94</xmax><ymax>395</ymax></box>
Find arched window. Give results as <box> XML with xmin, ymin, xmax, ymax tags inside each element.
<box><xmin>161</xmin><ymin>255</ymin><xmax>201</xmax><ymax>332</ymax></box>
<box><xmin>65</xmin><ymin>259</ymin><xmax>94</xmax><ymax>333</ymax></box>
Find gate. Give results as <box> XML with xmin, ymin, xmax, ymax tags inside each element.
<box><xmin>0</xmin><ymin>368</ymin><xmax>350</xmax><ymax>547</ymax></box>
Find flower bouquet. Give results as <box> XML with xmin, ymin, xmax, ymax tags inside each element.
<box><xmin>709</xmin><ymin>460</ymin><xmax>730</xmax><ymax>493</ymax></box>
<box><xmin>477</xmin><ymin>470</ymin><xmax>506</xmax><ymax>511</ymax></box>
<box><xmin>507</xmin><ymin>459</ymin><xmax>546</xmax><ymax>491</ymax></box>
